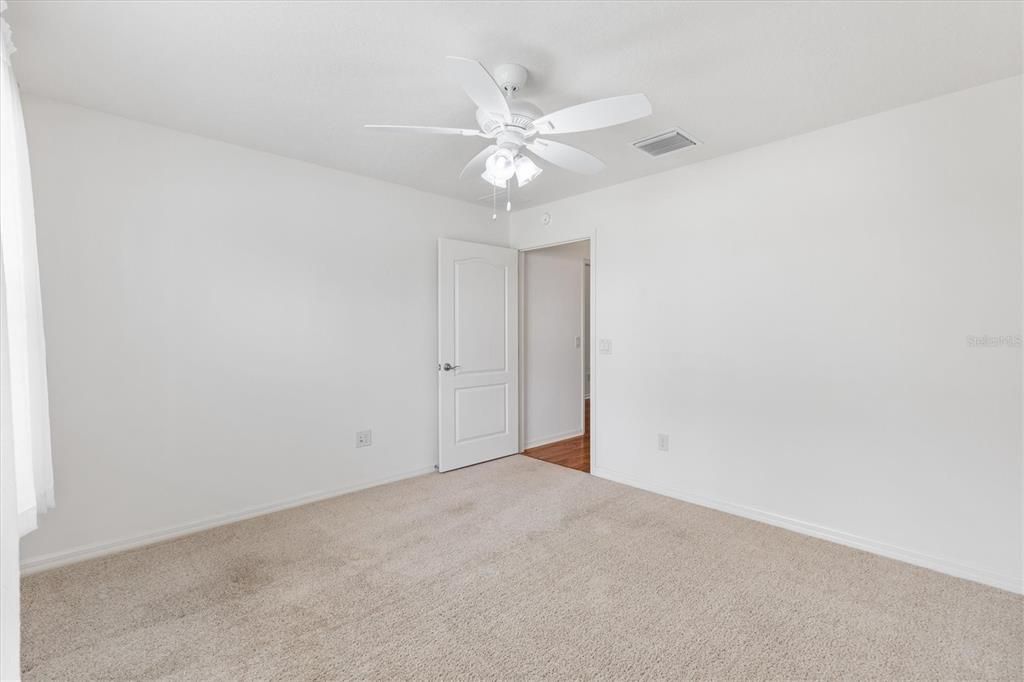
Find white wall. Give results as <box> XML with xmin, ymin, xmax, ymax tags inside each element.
<box><xmin>20</xmin><ymin>96</ymin><xmax>509</xmax><ymax>569</ymax></box>
<box><xmin>510</xmin><ymin>77</ymin><xmax>1023</xmax><ymax>592</ymax></box>
<box><xmin>523</xmin><ymin>240</ymin><xmax>589</xmax><ymax>447</ymax></box>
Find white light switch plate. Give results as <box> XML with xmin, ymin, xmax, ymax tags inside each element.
<box><xmin>599</xmin><ymin>339</ymin><xmax>613</xmax><ymax>354</ymax></box>
<box><xmin>356</xmin><ymin>430</ymin><xmax>372</xmax><ymax>448</ymax></box>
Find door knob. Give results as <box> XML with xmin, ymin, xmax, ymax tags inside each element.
<box><xmin>441</xmin><ymin>362</ymin><xmax>460</xmax><ymax>371</ymax></box>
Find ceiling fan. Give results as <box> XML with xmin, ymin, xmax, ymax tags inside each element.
<box><xmin>366</xmin><ymin>57</ymin><xmax>652</xmax><ymax>210</ymax></box>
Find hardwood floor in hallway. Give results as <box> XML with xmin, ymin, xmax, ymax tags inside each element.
<box><xmin>522</xmin><ymin>400</ymin><xmax>590</xmax><ymax>473</ymax></box>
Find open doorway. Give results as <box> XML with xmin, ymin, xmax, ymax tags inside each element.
<box><xmin>519</xmin><ymin>240</ymin><xmax>591</xmax><ymax>473</ymax></box>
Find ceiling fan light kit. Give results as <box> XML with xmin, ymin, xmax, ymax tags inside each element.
<box><xmin>366</xmin><ymin>56</ymin><xmax>653</xmax><ymax>214</ymax></box>
<box><xmin>513</xmin><ymin>155</ymin><xmax>542</xmax><ymax>187</ymax></box>
<box><xmin>484</xmin><ymin>148</ymin><xmax>517</xmax><ymax>183</ymax></box>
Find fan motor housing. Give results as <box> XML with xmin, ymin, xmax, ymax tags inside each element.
<box><xmin>495</xmin><ymin>128</ymin><xmax>527</xmax><ymax>152</ymax></box>
<box><xmin>476</xmin><ymin>100</ymin><xmax>543</xmax><ymax>135</ymax></box>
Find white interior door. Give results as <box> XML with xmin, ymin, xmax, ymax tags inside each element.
<box><xmin>438</xmin><ymin>238</ymin><xmax>519</xmax><ymax>472</ymax></box>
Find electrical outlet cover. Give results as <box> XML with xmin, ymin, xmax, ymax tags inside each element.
<box><xmin>356</xmin><ymin>430</ymin><xmax>372</xmax><ymax>448</ymax></box>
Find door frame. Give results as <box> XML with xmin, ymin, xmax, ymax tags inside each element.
<box><xmin>517</xmin><ymin>236</ymin><xmax>596</xmax><ymax>471</ymax></box>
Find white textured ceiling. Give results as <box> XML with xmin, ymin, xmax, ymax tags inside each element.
<box><xmin>6</xmin><ymin>1</ymin><xmax>1022</xmax><ymax>209</ymax></box>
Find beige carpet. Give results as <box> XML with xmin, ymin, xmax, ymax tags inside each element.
<box><xmin>21</xmin><ymin>455</ymin><xmax>1023</xmax><ymax>680</ymax></box>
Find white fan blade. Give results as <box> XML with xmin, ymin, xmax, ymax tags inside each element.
<box><xmin>365</xmin><ymin>124</ymin><xmax>481</xmax><ymax>136</ymax></box>
<box><xmin>446</xmin><ymin>56</ymin><xmax>511</xmax><ymax>123</ymax></box>
<box><xmin>460</xmin><ymin>145</ymin><xmax>497</xmax><ymax>179</ymax></box>
<box><xmin>531</xmin><ymin>94</ymin><xmax>652</xmax><ymax>135</ymax></box>
<box><xmin>526</xmin><ymin>139</ymin><xmax>605</xmax><ymax>175</ymax></box>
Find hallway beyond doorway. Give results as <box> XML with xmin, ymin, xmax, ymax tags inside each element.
<box><xmin>522</xmin><ymin>399</ymin><xmax>590</xmax><ymax>473</ymax></box>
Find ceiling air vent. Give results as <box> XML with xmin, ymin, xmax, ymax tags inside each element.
<box><xmin>633</xmin><ymin>129</ymin><xmax>697</xmax><ymax>157</ymax></box>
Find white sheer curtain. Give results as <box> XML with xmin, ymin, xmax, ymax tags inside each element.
<box><xmin>1</xmin><ymin>1</ymin><xmax>54</xmax><ymax>677</ymax></box>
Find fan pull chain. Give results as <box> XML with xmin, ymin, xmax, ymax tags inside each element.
<box><xmin>506</xmin><ymin>179</ymin><xmax>512</xmax><ymax>212</ymax></box>
<box><xmin>491</xmin><ymin>183</ymin><xmax>497</xmax><ymax>221</ymax></box>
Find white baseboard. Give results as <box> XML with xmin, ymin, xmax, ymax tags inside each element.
<box><xmin>591</xmin><ymin>466</ymin><xmax>1023</xmax><ymax>595</ymax></box>
<box><xmin>20</xmin><ymin>465</ymin><xmax>436</xmax><ymax>576</ymax></box>
<box><xmin>525</xmin><ymin>428</ymin><xmax>585</xmax><ymax>449</ymax></box>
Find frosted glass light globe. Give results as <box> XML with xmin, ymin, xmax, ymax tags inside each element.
<box><xmin>485</xmin><ymin>149</ymin><xmax>516</xmax><ymax>182</ymax></box>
